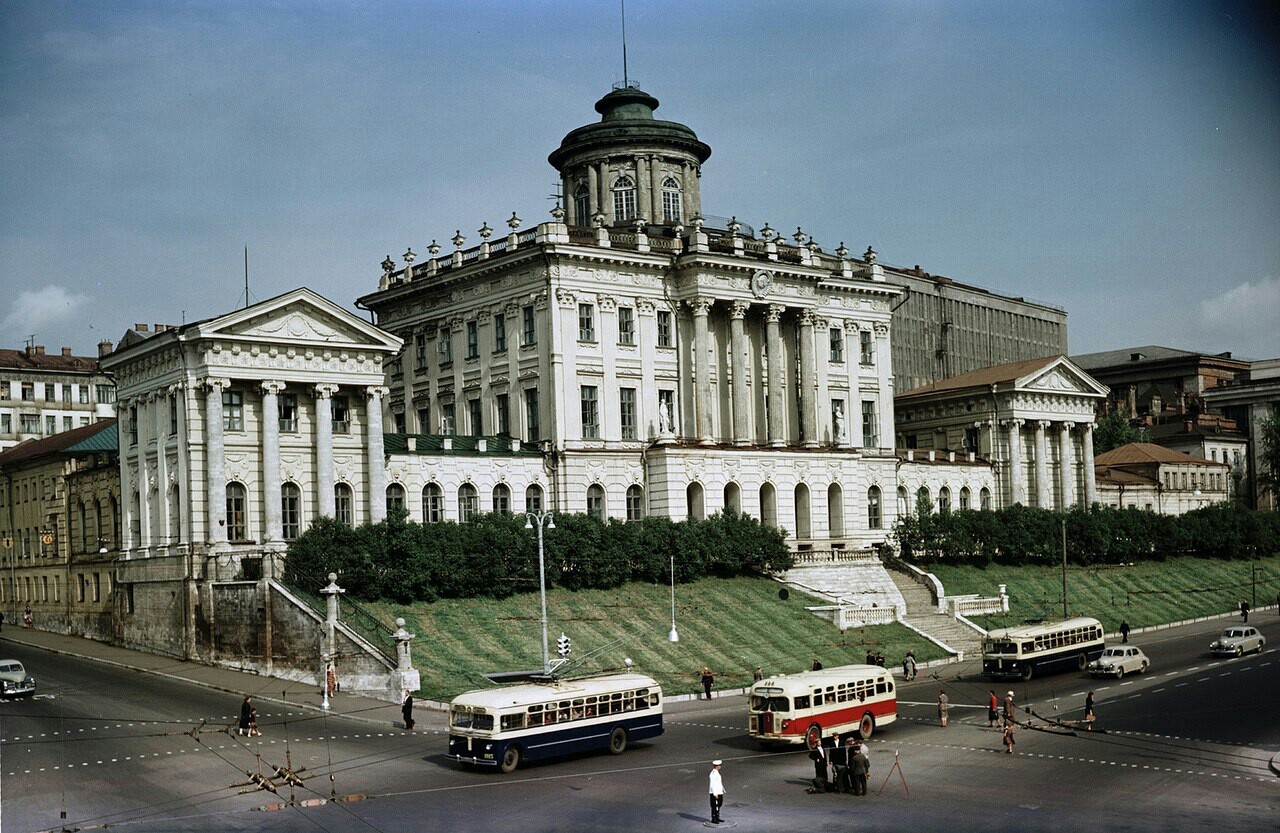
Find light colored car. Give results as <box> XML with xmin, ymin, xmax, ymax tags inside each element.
<box><xmin>1087</xmin><ymin>646</ymin><xmax>1149</xmax><ymax>678</ymax></box>
<box><xmin>1209</xmin><ymin>626</ymin><xmax>1266</xmax><ymax>657</ymax></box>
<box><xmin>0</xmin><ymin>660</ymin><xmax>36</xmax><ymax>697</ymax></box>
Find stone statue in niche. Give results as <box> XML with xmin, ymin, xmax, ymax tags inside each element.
<box><xmin>658</xmin><ymin>398</ymin><xmax>673</xmax><ymax>435</ymax></box>
<box><xmin>834</xmin><ymin>402</ymin><xmax>847</xmax><ymax>444</ymax></box>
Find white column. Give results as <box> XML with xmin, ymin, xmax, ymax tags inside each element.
<box><xmin>1034</xmin><ymin>420</ymin><xmax>1051</xmax><ymax>508</ymax></box>
<box><xmin>173</xmin><ymin>383</ymin><xmax>191</xmax><ymax>545</ymax></box>
<box><xmin>1007</xmin><ymin>418</ymin><xmax>1026</xmax><ymax>506</ymax></box>
<box><xmin>203</xmin><ymin>378</ymin><xmax>230</xmax><ymax>546</ymax></box>
<box><xmin>766</xmin><ymin>304</ymin><xmax>786</xmax><ymax>447</ymax></box>
<box><xmin>260</xmin><ymin>381</ymin><xmax>285</xmax><ymax>542</ymax></box>
<box><xmin>843</xmin><ymin>321</ymin><xmax>860</xmax><ymax>449</ymax></box>
<box><xmin>691</xmin><ymin>298</ymin><xmax>714</xmax><ymax>445</ymax></box>
<box><xmin>154</xmin><ymin>390</ymin><xmax>169</xmax><ymax>545</ymax></box>
<box><xmin>1059</xmin><ymin>421</ymin><xmax>1076</xmax><ymax>509</ymax></box>
<box><xmin>636</xmin><ymin>156</ymin><xmax>650</xmax><ymax>221</ymax></box>
<box><xmin>135</xmin><ymin>395</ymin><xmax>152</xmax><ymax>549</ymax></box>
<box><xmin>119</xmin><ymin>398</ymin><xmax>136</xmax><ymax>552</ymax></box>
<box><xmin>649</xmin><ymin>154</ymin><xmax>663</xmax><ymax>221</ymax></box>
<box><xmin>587</xmin><ymin>164</ymin><xmax>600</xmax><ymax>222</ymax></box>
<box><xmin>366</xmin><ymin>386</ymin><xmax>389</xmax><ymax>523</ymax></box>
<box><xmin>730</xmin><ymin>301</ymin><xmax>750</xmax><ymax>446</ymax></box>
<box><xmin>315</xmin><ymin>384</ymin><xmax>337</xmax><ymax>518</ymax></box>
<box><xmin>1082</xmin><ymin>422</ymin><xmax>1097</xmax><ymax>507</ymax></box>
<box><xmin>798</xmin><ymin>309</ymin><xmax>817</xmax><ymax>448</ymax></box>
<box><xmin>874</xmin><ymin>322</ymin><xmax>893</xmax><ymax>451</ymax></box>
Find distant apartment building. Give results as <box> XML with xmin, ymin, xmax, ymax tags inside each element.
<box><xmin>0</xmin><ymin>342</ymin><xmax>117</xmax><ymax>451</ymax></box>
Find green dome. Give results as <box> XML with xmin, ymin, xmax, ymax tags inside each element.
<box><xmin>548</xmin><ymin>87</ymin><xmax>711</xmax><ymax>171</ymax></box>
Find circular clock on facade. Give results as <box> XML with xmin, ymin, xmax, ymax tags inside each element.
<box><xmin>751</xmin><ymin>269</ymin><xmax>774</xmax><ymax>298</ymax></box>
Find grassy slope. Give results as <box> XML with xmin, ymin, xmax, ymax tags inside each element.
<box><xmin>928</xmin><ymin>555</ymin><xmax>1280</xmax><ymax>633</ymax></box>
<box><xmin>364</xmin><ymin>576</ymin><xmax>948</xmax><ymax>702</ymax></box>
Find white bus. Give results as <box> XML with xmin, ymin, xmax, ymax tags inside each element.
<box><xmin>447</xmin><ymin>672</ymin><xmax>663</xmax><ymax>773</ymax></box>
<box><xmin>748</xmin><ymin>664</ymin><xmax>897</xmax><ymax>747</ymax></box>
<box><xmin>982</xmin><ymin>616</ymin><xmax>1105</xmax><ymax>680</ymax></box>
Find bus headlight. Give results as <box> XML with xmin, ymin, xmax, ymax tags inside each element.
<box><xmin>780</xmin><ymin>719</ymin><xmax>790</xmax><ymax>730</ymax></box>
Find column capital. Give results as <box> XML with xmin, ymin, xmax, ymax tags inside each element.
<box><xmin>730</xmin><ymin>300</ymin><xmax>750</xmax><ymax>319</ymax></box>
<box><xmin>843</xmin><ymin>319</ymin><xmax>862</xmax><ymax>333</ymax></box>
<box><xmin>166</xmin><ymin>382</ymin><xmax>186</xmax><ymax>394</ymax></box>
<box><xmin>1061</xmin><ymin>420</ymin><xmax>1076</xmax><ymax>431</ymax></box>
<box><xmin>798</xmin><ymin>309</ymin><xmax>816</xmax><ymax>327</ymax></box>
<box><xmin>366</xmin><ymin>385</ymin><xmax>390</xmax><ymax>400</ymax></box>
<box><xmin>200</xmin><ymin>376</ymin><xmax>231</xmax><ymax>393</ymax></box>
<box><xmin>636</xmin><ymin>298</ymin><xmax>656</xmax><ymax>315</ymax></box>
<box><xmin>314</xmin><ymin>383</ymin><xmax>340</xmax><ymax>398</ymax></box>
<box><xmin>1036</xmin><ymin>419</ymin><xmax>1051</xmax><ymax>430</ymax></box>
<box><xmin>503</xmin><ymin>301</ymin><xmax>521</xmax><ymax>317</ymax></box>
<box><xmin>555</xmin><ymin>288</ymin><xmax>578</xmax><ymax>308</ymax></box>
<box><xmin>766</xmin><ymin>303</ymin><xmax>785</xmax><ymax>323</ymax></box>
<box><xmin>873</xmin><ymin>321</ymin><xmax>890</xmax><ymax>336</ymax></box>
<box><xmin>689</xmin><ymin>297</ymin><xmax>713</xmax><ymax>316</ymax></box>
<box><xmin>597</xmin><ymin>293</ymin><xmax>617</xmax><ymax>312</ymax></box>
<box><xmin>1003</xmin><ymin>418</ymin><xmax>1024</xmax><ymax>428</ymax></box>
<box><xmin>261</xmin><ymin>380</ymin><xmax>287</xmax><ymax>396</ymax></box>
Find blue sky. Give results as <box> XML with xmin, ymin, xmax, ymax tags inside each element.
<box><xmin>2</xmin><ymin>0</ymin><xmax>1277</xmax><ymax>361</ymax></box>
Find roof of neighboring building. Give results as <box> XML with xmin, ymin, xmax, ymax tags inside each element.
<box><xmin>62</xmin><ymin>422</ymin><xmax>119</xmax><ymax>455</ymax></box>
<box><xmin>0</xmin><ymin>347</ymin><xmax>106</xmax><ymax>374</ymax></box>
<box><xmin>1071</xmin><ymin>345</ymin><xmax>1245</xmax><ymax>371</ymax></box>
<box><xmin>0</xmin><ymin>419</ymin><xmax>117</xmax><ymax>468</ymax></box>
<box><xmin>1146</xmin><ymin>421</ymin><xmax>1245</xmax><ymax>443</ymax></box>
<box><xmin>897</xmin><ymin>355</ymin><xmax>1061</xmax><ymax>399</ymax></box>
<box><xmin>1093</xmin><ymin>442</ymin><xmax>1223</xmax><ymax>468</ymax></box>
<box><xmin>1094</xmin><ymin>466</ymin><xmax>1157</xmax><ymax>487</ymax></box>
<box><xmin>383</xmin><ymin>434</ymin><xmax>543</xmax><ymax>457</ymax></box>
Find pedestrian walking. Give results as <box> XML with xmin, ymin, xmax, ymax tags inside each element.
<box><xmin>753</xmin><ymin>665</ymin><xmax>764</xmax><ymax>682</ymax></box>
<box><xmin>239</xmin><ymin>694</ymin><xmax>260</xmax><ymax>737</ymax></box>
<box><xmin>849</xmin><ymin>740</ymin><xmax>870</xmax><ymax>796</ymax></box>
<box><xmin>1002</xmin><ymin>721</ymin><xmax>1016</xmax><ymax>753</ymax></box>
<box><xmin>987</xmin><ymin>690</ymin><xmax>999</xmax><ymax>728</ymax></box>
<box><xmin>708</xmin><ymin>760</ymin><xmax>725</xmax><ymax>824</ymax></box>
<box><xmin>937</xmin><ymin>689</ymin><xmax>949</xmax><ymax>727</ymax></box>
<box><xmin>325</xmin><ymin>660</ymin><xmax>338</xmax><ymax>696</ymax></box>
<box><xmin>1003</xmin><ymin>690</ymin><xmax>1016</xmax><ymax>725</ymax></box>
<box><xmin>1119</xmin><ymin>619</ymin><xmax>1130</xmax><ymax>643</ymax></box>
<box><xmin>402</xmin><ymin>689</ymin><xmax>415</xmax><ymax>730</ymax></box>
<box><xmin>23</xmin><ymin>605</ymin><xmax>33</xmax><ymax>629</ymax></box>
<box><xmin>1084</xmin><ymin>691</ymin><xmax>1095</xmax><ymax>730</ymax></box>
<box><xmin>700</xmin><ymin>667</ymin><xmax>715</xmax><ymax>700</ymax></box>
<box><xmin>1240</xmin><ymin>600</ymin><xmax>1250</xmax><ymax>622</ymax></box>
<box><xmin>902</xmin><ymin>651</ymin><xmax>917</xmax><ymax>681</ymax></box>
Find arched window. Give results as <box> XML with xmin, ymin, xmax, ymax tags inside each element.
<box><xmin>386</xmin><ymin>483</ymin><xmax>406</xmax><ymax>514</ymax></box>
<box><xmin>827</xmin><ymin>483</ymin><xmax>844</xmax><ymax>538</ymax></box>
<box><xmin>282</xmin><ymin>483</ymin><xmax>302</xmax><ymax>539</ymax></box>
<box><xmin>661</xmin><ymin>176</ymin><xmax>681</xmax><ymax>222</ymax></box>
<box><xmin>916</xmin><ymin>486</ymin><xmax>931</xmax><ymax>517</ymax></box>
<box><xmin>109</xmin><ymin>495</ymin><xmax>119</xmax><ymax>548</ymax></box>
<box><xmin>422</xmin><ymin>484</ymin><xmax>444</xmax><ymax>523</ymax></box>
<box><xmin>334</xmin><ymin>483</ymin><xmax>353</xmax><ymax>526</ymax></box>
<box><xmin>939</xmin><ymin>486</ymin><xmax>951</xmax><ymax>514</ymax></box>
<box><xmin>226</xmin><ymin>483</ymin><xmax>247</xmax><ymax>540</ymax></box>
<box><xmin>493</xmin><ymin>483</ymin><xmax>511</xmax><ymax>515</ymax></box>
<box><xmin>525</xmin><ymin>484</ymin><xmax>543</xmax><ymax>514</ymax></box>
<box><xmin>980</xmin><ymin>487</ymin><xmax>992</xmax><ymax>511</ymax></box>
<box><xmin>93</xmin><ymin>498</ymin><xmax>103</xmax><ymax>551</ymax></box>
<box><xmin>626</xmin><ymin>485</ymin><xmax>644</xmax><ymax>521</ymax></box>
<box><xmin>686</xmin><ymin>482</ymin><xmax>705</xmax><ymax>521</ymax></box>
<box><xmin>612</xmin><ymin>175</ymin><xmax>636</xmax><ymax>222</ymax></box>
<box><xmin>760</xmin><ymin>482</ymin><xmax>777</xmax><ymax>527</ymax></box>
<box><xmin>458</xmin><ymin>484</ymin><xmax>478</xmax><ymax>522</ymax></box>
<box><xmin>724</xmin><ymin>482</ymin><xmax>742</xmax><ymax>514</ymax></box>
<box><xmin>573</xmin><ymin>184</ymin><xmax>590</xmax><ymax>226</ymax></box>
<box><xmin>867</xmin><ymin>486</ymin><xmax>882</xmax><ymax>530</ymax></box>
<box><xmin>794</xmin><ymin>483</ymin><xmax>812</xmax><ymax>539</ymax></box>
<box><xmin>959</xmin><ymin>486</ymin><xmax>971</xmax><ymax>511</ymax></box>
<box><xmin>587</xmin><ymin>484</ymin><xmax>606</xmax><ymax>520</ymax></box>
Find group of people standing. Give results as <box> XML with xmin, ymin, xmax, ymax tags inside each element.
<box><xmin>806</xmin><ymin>732</ymin><xmax>872</xmax><ymax>796</ymax></box>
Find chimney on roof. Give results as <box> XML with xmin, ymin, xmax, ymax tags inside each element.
<box><xmin>98</xmin><ymin>340</ymin><xmax>113</xmax><ymax>357</ymax></box>
<box><xmin>34</xmin><ymin>345</ymin><xmax>45</xmax><ymax>356</ymax></box>
<box><xmin>61</xmin><ymin>346</ymin><xmax>72</xmax><ymax>357</ymax></box>
<box><xmin>155</xmin><ymin>324</ymin><xmax>166</xmax><ymax>333</ymax></box>
<box><xmin>136</xmin><ymin>324</ymin><xmax>149</xmax><ymax>332</ymax></box>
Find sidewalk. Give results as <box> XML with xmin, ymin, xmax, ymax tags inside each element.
<box><xmin>0</xmin><ymin>626</ymin><xmax>409</xmax><ymax>730</ymax></box>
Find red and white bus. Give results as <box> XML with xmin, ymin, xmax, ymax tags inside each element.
<box><xmin>748</xmin><ymin>664</ymin><xmax>897</xmax><ymax>747</ymax></box>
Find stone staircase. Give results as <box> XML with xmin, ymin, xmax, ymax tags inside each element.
<box><xmin>886</xmin><ymin>568</ymin><xmax>985</xmax><ymax>659</ymax></box>
<box><xmin>778</xmin><ymin>561</ymin><xmax>907</xmax><ymax>619</ymax></box>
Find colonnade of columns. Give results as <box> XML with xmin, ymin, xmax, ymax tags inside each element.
<box><xmin>565</xmin><ymin>156</ymin><xmax>701</xmax><ymax>227</ymax></box>
<box><xmin>1001</xmin><ymin>418</ymin><xmax>1097</xmax><ymax>509</ymax></box>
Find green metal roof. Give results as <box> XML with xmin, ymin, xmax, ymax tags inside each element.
<box><xmin>62</xmin><ymin>422</ymin><xmax>118</xmax><ymax>454</ymax></box>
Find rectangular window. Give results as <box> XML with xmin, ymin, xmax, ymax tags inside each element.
<box><xmin>620</xmin><ymin>387</ymin><xmax>637</xmax><ymax>440</ymax></box>
<box><xmin>20</xmin><ymin>414</ymin><xmax>38</xmax><ymax>433</ymax></box>
<box><xmin>522</xmin><ymin>305</ymin><xmax>536</xmax><ymax>346</ymax></box>
<box><xmin>1</xmin><ymin>414</ymin><xmax>10</xmax><ymax>433</ymax></box>
<box><xmin>279</xmin><ymin>393</ymin><xmax>298</xmax><ymax>432</ymax></box>
<box><xmin>662</xmin><ymin>187</ymin><xmax>681</xmax><ymax>223</ymax></box>
<box><xmin>44</xmin><ymin>384</ymin><xmax>55</xmax><ymax>402</ymax></box>
<box><xmin>417</xmin><ymin>406</ymin><xmax>429</xmax><ymax>434</ymax></box>
<box><xmin>129</xmin><ymin>406</ymin><xmax>139</xmax><ymax>445</ymax></box>
<box><xmin>62</xmin><ymin>385</ymin><xmax>71</xmax><ymax>403</ymax></box>
<box><xmin>578</xmin><ymin>303</ymin><xmax>596</xmax><ymax>342</ymax></box>
<box><xmin>618</xmin><ymin>307</ymin><xmax>635</xmax><ymax>345</ymax></box>
<box><xmin>0</xmin><ymin>380</ymin><xmax>8</xmax><ymax>400</ymax></box>
<box><xmin>581</xmin><ymin>386</ymin><xmax>599</xmax><ymax>438</ymax></box>
<box><xmin>332</xmin><ymin>395</ymin><xmax>350</xmax><ymax>434</ymax></box>
<box><xmin>390</xmin><ymin>355</ymin><xmax>403</xmax><ymax>377</ymax></box>
<box><xmin>79</xmin><ymin>385</ymin><xmax>89</xmax><ymax>404</ymax></box>
<box><xmin>79</xmin><ymin>416</ymin><xmax>89</xmax><ymax>426</ymax></box>
<box><xmin>525</xmin><ymin>388</ymin><xmax>540</xmax><ymax>440</ymax></box>
<box><xmin>441</xmin><ymin>402</ymin><xmax>456</xmax><ymax>435</ymax></box>
<box><xmin>96</xmin><ymin>384</ymin><xmax>115</xmax><ymax>404</ymax></box>
<box><xmin>62</xmin><ymin>416</ymin><xmax>72</xmax><ymax>432</ymax></box>
<box><xmin>494</xmin><ymin>314</ymin><xmax>507</xmax><ymax>352</ymax></box>
<box><xmin>964</xmin><ymin>426</ymin><xmax>980</xmax><ymax>453</ymax></box>
<box><xmin>657</xmin><ymin>310</ymin><xmax>674</xmax><ymax>347</ymax></box>
<box><xmin>438</xmin><ymin>332</ymin><xmax>453</xmax><ymax>364</ymax></box>
<box><xmin>466</xmin><ymin>321</ymin><xmax>479</xmax><ymax>359</ymax></box>
<box><xmin>21</xmin><ymin>383</ymin><xmax>34</xmax><ymax>401</ymax></box>
<box><xmin>496</xmin><ymin>393</ymin><xmax>510</xmax><ymax>435</ymax></box>
<box><xmin>862</xmin><ymin>400</ymin><xmax>878</xmax><ymax>447</ymax></box>
<box><xmin>860</xmin><ymin>330</ymin><xmax>874</xmax><ymax>365</ymax></box>
<box><xmin>282</xmin><ymin>488</ymin><xmax>300</xmax><ymax>540</ymax></box>
<box><xmin>46</xmin><ymin>414</ymin><xmax>56</xmax><ymax>435</ymax></box>
<box><xmin>223</xmin><ymin>390</ymin><xmax>244</xmax><ymax>431</ymax></box>
<box><xmin>78</xmin><ymin>574</ymin><xmax>86</xmax><ymax>603</ymax></box>
<box><xmin>169</xmin><ymin>393</ymin><xmax>178</xmax><ymax>436</ymax></box>
<box><xmin>415</xmin><ymin>333</ymin><xmax>427</xmax><ymax>369</ymax></box>
<box><xmin>829</xmin><ymin>327</ymin><xmax>844</xmax><ymax>363</ymax></box>
<box><xmin>468</xmin><ymin>398</ymin><xmax>482</xmax><ymax>436</ymax></box>
<box><xmin>614</xmin><ymin>184</ymin><xmax>636</xmax><ymax>222</ymax></box>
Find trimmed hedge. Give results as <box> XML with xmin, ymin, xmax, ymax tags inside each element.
<box><xmin>283</xmin><ymin>509</ymin><xmax>792</xmax><ymax>603</ymax></box>
<box><xmin>894</xmin><ymin>502</ymin><xmax>1280</xmax><ymax>567</ymax></box>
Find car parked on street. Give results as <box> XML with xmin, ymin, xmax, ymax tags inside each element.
<box><xmin>1209</xmin><ymin>626</ymin><xmax>1266</xmax><ymax>657</ymax></box>
<box><xmin>0</xmin><ymin>660</ymin><xmax>36</xmax><ymax>697</ymax></box>
<box><xmin>1087</xmin><ymin>645</ymin><xmax>1150</xmax><ymax>678</ymax></box>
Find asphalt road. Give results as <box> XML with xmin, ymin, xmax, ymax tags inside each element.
<box><xmin>2</xmin><ymin>614</ymin><xmax>1277</xmax><ymax>833</ymax></box>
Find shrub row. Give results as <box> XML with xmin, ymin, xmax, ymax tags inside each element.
<box><xmin>893</xmin><ymin>502</ymin><xmax>1280</xmax><ymax>567</ymax></box>
<box><xmin>283</xmin><ymin>509</ymin><xmax>792</xmax><ymax>603</ymax></box>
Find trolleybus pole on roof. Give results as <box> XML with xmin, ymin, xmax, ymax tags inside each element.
<box><xmin>525</xmin><ymin>511</ymin><xmax>556</xmax><ymax>676</ymax></box>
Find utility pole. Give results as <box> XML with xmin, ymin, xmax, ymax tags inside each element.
<box><xmin>1061</xmin><ymin>518</ymin><xmax>1069</xmax><ymax>619</ymax></box>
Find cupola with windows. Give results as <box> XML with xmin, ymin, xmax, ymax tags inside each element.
<box><xmin>548</xmin><ymin>86</ymin><xmax>712</xmax><ymax>229</ymax></box>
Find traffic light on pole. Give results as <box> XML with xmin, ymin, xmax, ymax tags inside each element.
<box><xmin>557</xmin><ymin>633</ymin><xmax>571</xmax><ymax>658</ymax></box>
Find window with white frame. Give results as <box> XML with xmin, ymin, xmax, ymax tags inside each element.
<box><xmin>612</xmin><ymin>176</ymin><xmax>636</xmax><ymax>222</ymax></box>
<box><xmin>860</xmin><ymin>330</ymin><xmax>874</xmax><ymax>365</ymax></box>
<box><xmin>458</xmin><ymin>484</ymin><xmax>478</xmax><ymax>522</ymax></box>
<box><xmin>829</xmin><ymin>327</ymin><xmax>843</xmax><ymax>363</ymax></box>
<box><xmin>861</xmin><ymin>400</ymin><xmax>877</xmax><ymax>447</ymax></box>
<box><xmin>626</xmin><ymin>484</ymin><xmax>644</xmax><ymax>521</ymax></box>
<box><xmin>332</xmin><ymin>395</ymin><xmax>350</xmax><ymax>433</ymax></box>
<box><xmin>587</xmin><ymin>484</ymin><xmax>605</xmax><ymax>520</ymax></box>
<box><xmin>581</xmin><ymin>385</ymin><xmax>599</xmax><ymax>438</ymax></box>
<box><xmin>415</xmin><ymin>333</ymin><xmax>427</xmax><ymax>369</ymax></box>
<box><xmin>279</xmin><ymin>393</ymin><xmax>298</xmax><ymax>432</ymax></box>
<box><xmin>578</xmin><ymin>303</ymin><xmax>596</xmax><ymax>342</ymax></box>
<box><xmin>620</xmin><ymin>387</ymin><xmax>637</xmax><ymax>440</ymax></box>
<box><xmin>385</xmin><ymin>483</ymin><xmax>406</xmax><ymax>515</ymax></box>
<box><xmin>226</xmin><ymin>483</ymin><xmax>248</xmax><ymax>540</ymax></box>
<box><xmin>441</xmin><ymin>402</ymin><xmax>456</xmax><ymax>435</ymax></box>
<box><xmin>573</xmin><ymin>184</ymin><xmax>590</xmax><ymax>226</ymax></box>
<box><xmin>334</xmin><ymin>483</ymin><xmax>353</xmax><ymax>526</ymax></box>
<box><xmin>661</xmin><ymin>177</ymin><xmax>681</xmax><ymax>222</ymax></box>
<box><xmin>657</xmin><ymin>310</ymin><xmax>674</xmax><ymax>347</ymax></box>
<box><xmin>282</xmin><ymin>483</ymin><xmax>302</xmax><ymax>539</ymax></box>
<box><xmin>867</xmin><ymin>486</ymin><xmax>882</xmax><ymax>529</ymax></box>
<box><xmin>618</xmin><ymin>307</ymin><xmax>635</xmax><ymax>345</ymax></box>
<box><xmin>525</xmin><ymin>484</ymin><xmax>543</xmax><ymax>514</ymax></box>
<box><xmin>492</xmin><ymin>483</ymin><xmax>511</xmax><ymax>515</ymax></box>
<box><xmin>438</xmin><ymin>331</ymin><xmax>453</xmax><ymax>364</ymax></box>
<box><xmin>466</xmin><ymin>321</ymin><xmax>479</xmax><ymax>359</ymax></box>
<box><xmin>423</xmin><ymin>484</ymin><xmax>444</xmax><ymax>522</ymax></box>
<box><xmin>223</xmin><ymin>390</ymin><xmax>244</xmax><ymax>431</ymax></box>
<box><xmin>494</xmin><ymin>314</ymin><xmax>507</xmax><ymax>352</ymax></box>
<box><xmin>522</xmin><ymin>305</ymin><xmax>536</xmax><ymax>346</ymax></box>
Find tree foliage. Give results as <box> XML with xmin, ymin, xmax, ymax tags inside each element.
<box><xmin>1092</xmin><ymin>410</ymin><xmax>1151</xmax><ymax>455</ymax></box>
<box><xmin>282</xmin><ymin>509</ymin><xmax>792</xmax><ymax>602</ymax></box>
<box><xmin>1258</xmin><ymin>408</ymin><xmax>1280</xmax><ymax>501</ymax></box>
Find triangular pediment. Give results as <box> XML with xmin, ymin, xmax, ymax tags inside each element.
<box><xmin>197</xmin><ymin>288</ymin><xmax>401</xmax><ymax>352</ymax></box>
<box><xmin>1018</xmin><ymin>357</ymin><xmax>1108</xmax><ymax>398</ymax></box>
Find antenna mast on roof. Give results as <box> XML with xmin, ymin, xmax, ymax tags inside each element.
<box><xmin>621</xmin><ymin>0</ymin><xmax>629</xmax><ymax>87</ymax></box>
<box><xmin>244</xmin><ymin>246</ymin><xmax>250</xmax><ymax>309</ymax></box>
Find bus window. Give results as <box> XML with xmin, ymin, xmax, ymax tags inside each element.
<box><xmin>813</xmin><ymin>693</ymin><xmax>824</xmax><ymax>706</ymax></box>
<box><xmin>451</xmin><ymin>708</ymin><xmax>494</xmax><ymax>730</ymax></box>
<box><xmin>648</xmin><ymin>692</ymin><xmax>660</xmax><ymax>707</ymax></box>
<box><xmin>1022</xmin><ymin>642</ymin><xmax>1034</xmax><ymax>653</ymax></box>
<box><xmin>875</xmin><ymin>681</ymin><xmax>886</xmax><ymax>694</ymax></box>
<box><xmin>501</xmin><ymin>713</ymin><xmax>525</xmax><ymax>731</ymax></box>
<box><xmin>794</xmin><ymin>695</ymin><xmax>810</xmax><ymax>710</ymax></box>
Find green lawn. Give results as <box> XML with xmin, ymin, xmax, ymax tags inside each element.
<box><xmin>928</xmin><ymin>555</ymin><xmax>1280</xmax><ymax>633</ymax></box>
<box><xmin>364</xmin><ymin>576</ymin><xmax>948</xmax><ymax>702</ymax></box>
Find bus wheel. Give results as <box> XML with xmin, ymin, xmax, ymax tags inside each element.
<box><xmin>1021</xmin><ymin>664</ymin><xmax>1034</xmax><ymax>681</ymax></box>
<box><xmin>608</xmin><ymin>727</ymin><xmax>628</xmax><ymax>755</ymax></box>
<box><xmin>805</xmin><ymin>723</ymin><xmax>823</xmax><ymax>750</ymax></box>
<box><xmin>499</xmin><ymin>746</ymin><xmax>521</xmax><ymax>774</ymax></box>
<box><xmin>1076</xmin><ymin>652</ymin><xmax>1088</xmax><ymax>671</ymax></box>
<box><xmin>858</xmin><ymin>713</ymin><xmax>875</xmax><ymax>740</ymax></box>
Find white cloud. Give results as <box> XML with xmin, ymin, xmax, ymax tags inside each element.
<box><xmin>0</xmin><ymin>286</ymin><xmax>93</xmax><ymax>344</ymax></box>
<box><xmin>1197</xmin><ymin>277</ymin><xmax>1280</xmax><ymax>359</ymax></box>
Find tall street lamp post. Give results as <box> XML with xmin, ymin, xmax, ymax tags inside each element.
<box><xmin>525</xmin><ymin>511</ymin><xmax>555</xmax><ymax>675</ymax></box>
<box><xmin>668</xmin><ymin>554</ymin><xmax>679</xmax><ymax>643</ymax></box>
